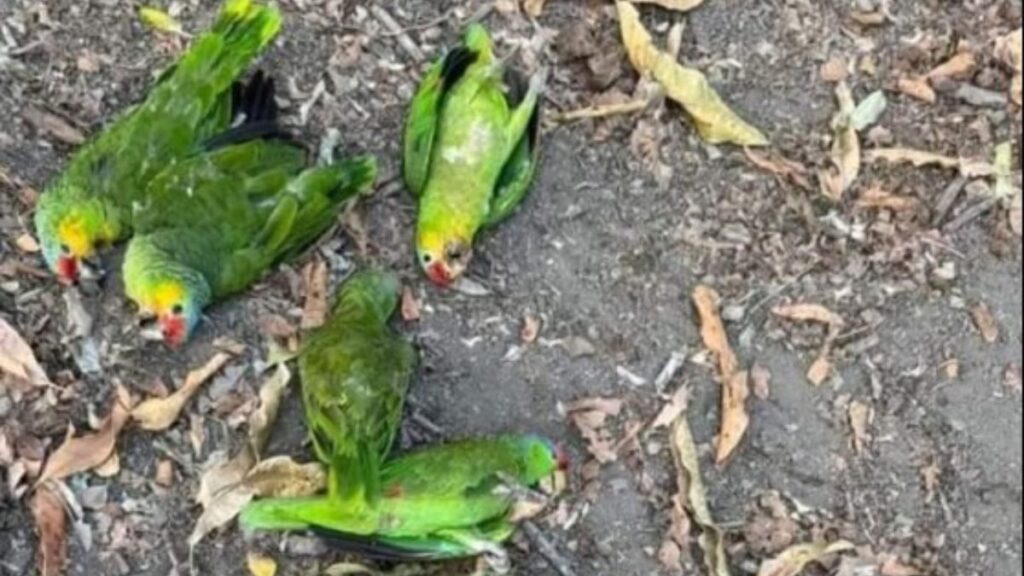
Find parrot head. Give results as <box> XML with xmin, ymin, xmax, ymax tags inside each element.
<box><xmin>334</xmin><ymin>270</ymin><xmax>402</xmax><ymax>322</ymax></box>
<box><xmin>417</xmin><ymin>231</ymin><xmax>472</xmax><ymax>288</ymax></box>
<box><xmin>130</xmin><ymin>269</ymin><xmax>210</xmax><ymax>347</ymax></box>
<box><xmin>35</xmin><ymin>193</ymin><xmax>113</xmax><ymax>285</ymax></box>
<box><xmin>520</xmin><ymin>435</ymin><xmax>570</xmax><ymax>485</ymax></box>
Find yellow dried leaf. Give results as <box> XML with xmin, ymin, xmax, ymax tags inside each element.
<box><xmin>617</xmin><ymin>2</ymin><xmax>767</xmax><ymax>146</ymax></box>
<box><xmin>757</xmin><ymin>540</ymin><xmax>855</xmax><ymax>576</ymax></box>
<box><xmin>247</xmin><ymin>553</ymin><xmax>277</xmax><ymax>576</ymax></box>
<box><xmin>716</xmin><ymin>370</ymin><xmax>750</xmax><ymax>465</ymax></box>
<box><xmin>138</xmin><ymin>7</ymin><xmax>184</xmax><ymax>35</ymax></box>
<box><xmin>631</xmin><ymin>0</ymin><xmax>705</xmax><ymax>12</ymax></box>
<box><xmin>132</xmin><ymin>353</ymin><xmax>232</xmax><ymax>431</ymax></box>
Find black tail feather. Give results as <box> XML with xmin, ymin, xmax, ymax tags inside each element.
<box><xmin>205</xmin><ymin>70</ymin><xmax>293</xmax><ymax>151</ymax></box>
<box><xmin>310</xmin><ymin>527</ymin><xmax>445</xmax><ymax>562</ymax></box>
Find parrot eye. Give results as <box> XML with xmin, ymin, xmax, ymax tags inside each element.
<box><xmin>171</xmin><ymin>304</ymin><xmax>183</xmax><ymax>315</ymax></box>
<box><xmin>446</xmin><ymin>247</ymin><xmax>464</xmax><ymax>261</ymax></box>
<box><xmin>422</xmin><ymin>254</ymin><xmax>432</xmax><ymax>264</ymax></box>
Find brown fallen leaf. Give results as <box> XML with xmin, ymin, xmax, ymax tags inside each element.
<box><xmin>970</xmin><ymin>303</ymin><xmax>1000</xmax><ymax>344</ymax></box>
<box><xmin>865</xmin><ymin>147</ymin><xmax>993</xmax><ymax>178</ymax></box>
<box><xmin>569</xmin><ymin>398</ymin><xmax>622</xmax><ymax>464</ymax></box>
<box><xmin>31</xmin><ymin>484</ymin><xmax>67</xmax><ymax>576</ymax></box>
<box><xmin>247</xmin><ymin>553</ymin><xmax>278</xmax><ymax>576</ymax></box>
<box><xmin>521</xmin><ymin>314</ymin><xmax>541</xmax><ymax>344</ymax></box>
<box><xmin>400</xmin><ymin>286</ymin><xmax>421</xmax><ymax>322</ymax></box>
<box><xmin>522</xmin><ymin>0</ymin><xmax>546</xmax><ymax>17</ymax></box>
<box><xmin>670</xmin><ymin>417</ymin><xmax>730</xmax><ymax>576</ymax></box>
<box><xmin>757</xmin><ymin>540</ymin><xmax>855</xmax><ymax>576</ymax></box>
<box><xmin>94</xmin><ymin>452</ymin><xmax>121</xmax><ymax>478</ymax></box>
<box><xmin>716</xmin><ymin>371</ymin><xmax>750</xmax><ymax>465</ymax></box>
<box><xmin>0</xmin><ymin>316</ymin><xmax>54</xmax><ymax>390</ymax></box>
<box><xmin>692</xmin><ymin>286</ymin><xmax>738</xmax><ymax>377</ymax></box>
<box><xmin>751</xmin><ymin>364</ymin><xmax>771</xmax><ymax>400</ymax></box>
<box><xmin>301</xmin><ymin>259</ymin><xmax>329</xmax><ymax>330</ymax></box>
<box><xmin>132</xmin><ymin>352</ymin><xmax>232</xmax><ymax>431</ymax></box>
<box><xmin>155</xmin><ymin>459</ymin><xmax>174</xmax><ymax>487</ymax></box>
<box><xmin>23</xmin><ymin>107</ymin><xmax>86</xmax><ymax>145</ymax></box>
<box><xmin>617</xmin><ymin>1</ymin><xmax>767</xmax><ymax>146</ymax></box>
<box><xmin>651</xmin><ymin>384</ymin><xmax>689</xmax><ymax>429</ymax></box>
<box><xmin>821</xmin><ymin>81</ymin><xmax>860</xmax><ymax>202</ymax></box>
<box><xmin>897</xmin><ymin>77</ymin><xmax>937</xmax><ymax>103</ymax></box>
<box><xmin>631</xmin><ymin>0</ymin><xmax>705</xmax><ymax>11</ymax></box>
<box><xmin>36</xmin><ymin>388</ymin><xmax>131</xmax><ymax>486</ymax></box>
<box><xmin>806</xmin><ymin>353</ymin><xmax>832</xmax><ymax>387</ymax></box>
<box><xmin>856</xmin><ymin>187</ymin><xmax>921</xmax><ymax>211</ymax></box>
<box><xmin>772</xmin><ymin>303</ymin><xmax>845</xmax><ymax>328</ymax></box>
<box><xmin>926</xmin><ymin>51</ymin><xmax>976</xmax><ymax>81</ymax></box>
<box><xmin>849</xmin><ymin>400</ymin><xmax>872</xmax><ymax>455</ymax></box>
<box><xmin>744</xmin><ymin>148</ymin><xmax>812</xmax><ymax>190</ymax></box>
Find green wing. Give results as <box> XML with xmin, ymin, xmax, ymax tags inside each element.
<box><xmin>402</xmin><ymin>45</ymin><xmax>479</xmax><ymax>197</ymax></box>
<box><xmin>487</xmin><ymin>69</ymin><xmax>543</xmax><ymax>227</ymax></box>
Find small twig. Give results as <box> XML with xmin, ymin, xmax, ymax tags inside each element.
<box><xmin>549</xmin><ymin>98</ymin><xmax>652</xmax><ymax>123</ymax></box>
<box><xmin>932</xmin><ymin>176</ymin><xmax>967</xmax><ymax>226</ymax></box>
<box><xmin>522</xmin><ymin>521</ymin><xmax>577</xmax><ymax>576</ymax></box>
<box><xmin>369</xmin><ymin>6</ymin><xmax>425</xmax><ymax>61</ymax></box>
<box><xmin>943</xmin><ymin>196</ymin><xmax>1000</xmax><ymax>233</ymax></box>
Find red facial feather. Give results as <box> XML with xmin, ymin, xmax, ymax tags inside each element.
<box><xmin>56</xmin><ymin>255</ymin><xmax>78</xmax><ymax>285</ymax></box>
<box><xmin>426</xmin><ymin>261</ymin><xmax>452</xmax><ymax>287</ymax></box>
<box><xmin>160</xmin><ymin>316</ymin><xmax>186</xmax><ymax>347</ymax></box>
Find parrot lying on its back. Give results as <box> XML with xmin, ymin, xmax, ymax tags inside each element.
<box><xmin>122</xmin><ymin>128</ymin><xmax>377</xmax><ymax>346</ymax></box>
<box><xmin>240</xmin><ymin>435</ymin><xmax>569</xmax><ymax>562</ymax></box>
<box><xmin>34</xmin><ymin>0</ymin><xmax>281</xmax><ymax>284</ymax></box>
<box><xmin>299</xmin><ymin>270</ymin><xmax>417</xmax><ymax>522</ymax></box>
<box><xmin>404</xmin><ymin>24</ymin><xmax>545</xmax><ymax>287</ymax></box>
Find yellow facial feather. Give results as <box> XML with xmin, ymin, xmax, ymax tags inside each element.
<box><xmin>57</xmin><ymin>216</ymin><xmax>93</xmax><ymax>258</ymax></box>
<box><xmin>146</xmin><ymin>281</ymin><xmax>185</xmax><ymax>314</ymax></box>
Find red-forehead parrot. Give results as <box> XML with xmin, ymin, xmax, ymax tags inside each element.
<box><xmin>403</xmin><ymin>24</ymin><xmax>545</xmax><ymax>287</ymax></box>
<box><xmin>240</xmin><ymin>435</ymin><xmax>569</xmax><ymax>562</ymax></box>
<box><xmin>34</xmin><ymin>0</ymin><xmax>280</xmax><ymax>284</ymax></box>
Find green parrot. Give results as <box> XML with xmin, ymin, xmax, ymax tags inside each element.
<box><xmin>34</xmin><ymin>0</ymin><xmax>281</xmax><ymax>285</ymax></box>
<box><xmin>240</xmin><ymin>435</ymin><xmax>569</xmax><ymax>561</ymax></box>
<box><xmin>404</xmin><ymin>24</ymin><xmax>545</xmax><ymax>287</ymax></box>
<box><xmin>121</xmin><ymin>133</ymin><xmax>377</xmax><ymax>346</ymax></box>
<box><xmin>299</xmin><ymin>270</ymin><xmax>417</xmax><ymax>519</ymax></box>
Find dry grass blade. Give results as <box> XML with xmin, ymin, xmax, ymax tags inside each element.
<box><xmin>670</xmin><ymin>417</ymin><xmax>731</xmax><ymax>576</ymax></box>
<box><xmin>550</xmin><ymin>98</ymin><xmax>652</xmax><ymax>123</ymax></box>
<box><xmin>617</xmin><ymin>2</ymin><xmax>767</xmax><ymax>146</ymax></box>
<box><xmin>692</xmin><ymin>286</ymin><xmax>738</xmax><ymax>377</ymax></box>
<box><xmin>132</xmin><ymin>352</ymin><xmax>232</xmax><ymax>431</ymax></box>
<box><xmin>631</xmin><ymin>0</ymin><xmax>705</xmax><ymax>12</ymax></box>
<box><xmin>0</xmin><ymin>316</ymin><xmax>53</xmax><ymax>388</ymax></box>
<box><xmin>301</xmin><ymin>259</ymin><xmax>329</xmax><ymax>330</ymax></box>
<box><xmin>756</xmin><ymin>540</ymin><xmax>854</xmax><ymax>576</ymax></box>
<box><xmin>36</xmin><ymin>388</ymin><xmax>131</xmax><ymax>485</ymax></box>
<box><xmin>31</xmin><ymin>483</ymin><xmax>67</xmax><ymax>576</ymax></box>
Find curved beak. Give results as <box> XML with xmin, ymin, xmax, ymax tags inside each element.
<box><xmin>55</xmin><ymin>255</ymin><xmax>79</xmax><ymax>285</ymax></box>
<box><xmin>78</xmin><ymin>256</ymin><xmax>106</xmax><ymax>283</ymax></box>
<box><xmin>425</xmin><ymin>261</ymin><xmax>453</xmax><ymax>287</ymax></box>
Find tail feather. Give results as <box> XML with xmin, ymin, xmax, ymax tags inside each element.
<box><xmin>205</xmin><ymin>71</ymin><xmax>293</xmax><ymax>150</ymax></box>
<box><xmin>310</xmin><ymin>527</ymin><xmax>479</xmax><ymax>562</ymax></box>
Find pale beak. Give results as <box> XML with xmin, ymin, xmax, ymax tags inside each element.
<box><xmin>139</xmin><ymin>325</ymin><xmax>165</xmax><ymax>341</ymax></box>
<box><xmin>78</xmin><ymin>257</ymin><xmax>106</xmax><ymax>282</ymax></box>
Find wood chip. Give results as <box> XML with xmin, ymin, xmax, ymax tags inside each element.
<box><xmin>897</xmin><ymin>77</ymin><xmax>937</xmax><ymax>103</ymax></box>
<box><xmin>926</xmin><ymin>52</ymin><xmax>976</xmax><ymax>81</ymax></box>
<box><xmin>970</xmin><ymin>303</ymin><xmax>1000</xmax><ymax>344</ymax></box>
<box><xmin>820</xmin><ymin>56</ymin><xmax>849</xmax><ymax>83</ymax></box>
<box><xmin>849</xmin><ymin>400</ymin><xmax>872</xmax><ymax>454</ymax></box>
<box><xmin>807</xmin><ymin>353</ymin><xmax>832</xmax><ymax>387</ymax></box>
<box><xmin>400</xmin><ymin>286</ymin><xmax>421</xmax><ymax>322</ymax></box>
<box><xmin>300</xmin><ymin>259</ymin><xmax>329</xmax><ymax>330</ymax></box>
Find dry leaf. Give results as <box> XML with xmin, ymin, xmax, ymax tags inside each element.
<box><xmin>757</xmin><ymin>540</ymin><xmax>855</xmax><ymax>576</ymax></box>
<box><xmin>132</xmin><ymin>352</ymin><xmax>232</xmax><ymax>431</ymax></box>
<box><xmin>881</xmin><ymin>557</ymin><xmax>924</xmax><ymax>576</ymax></box>
<box><xmin>522</xmin><ymin>0</ymin><xmax>546</xmax><ymax>17</ymax></box>
<box><xmin>324</xmin><ymin>564</ymin><xmax>377</xmax><ymax>576</ymax></box>
<box><xmin>822</xmin><ymin>81</ymin><xmax>860</xmax><ymax>201</ymax></box>
<box><xmin>926</xmin><ymin>52</ymin><xmax>976</xmax><ymax>81</ymax></box>
<box><xmin>670</xmin><ymin>417</ymin><xmax>731</xmax><ymax>576</ymax></box>
<box><xmin>138</xmin><ymin>6</ymin><xmax>185</xmax><ymax>35</ymax></box>
<box><xmin>807</xmin><ymin>353</ymin><xmax>831</xmax><ymax>387</ymax></box>
<box><xmin>301</xmin><ymin>259</ymin><xmax>329</xmax><ymax>330</ymax></box>
<box><xmin>94</xmin><ymin>452</ymin><xmax>121</xmax><ymax>478</ymax></box>
<box><xmin>31</xmin><ymin>484</ymin><xmax>67</xmax><ymax>576</ymax></box>
<box><xmin>36</xmin><ymin>391</ymin><xmax>131</xmax><ymax>485</ymax></box>
<box><xmin>865</xmin><ymin>147</ymin><xmax>993</xmax><ymax>178</ymax></box>
<box><xmin>23</xmin><ymin>108</ymin><xmax>86</xmax><ymax>145</ymax></box>
<box><xmin>631</xmin><ymin>0</ymin><xmax>705</xmax><ymax>11</ymax></box>
<box><xmin>716</xmin><ymin>371</ymin><xmax>750</xmax><ymax>465</ymax></box>
<box><xmin>1010</xmin><ymin>188</ymin><xmax>1022</xmax><ymax>236</ymax></box>
<box><xmin>970</xmin><ymin>303</ymin><xmax>1000</xmax><ymax>344</ymax></box>
<box><xmin>155</xmin><ymin>459</ymin><xmax>174</xmax><ymax>487</ymax></box>
<box><xmin>751</xmin><ymin>365</ymin><xmax>771</xmax><ymax>400</ymax></box>
<box><xmin>651</xmin><ymin>384</ymin><xmax>689</xmax><ymax>429</ymax></box>
<box><xmin>995</xmin><ymin>29</ymin><xmax>1022</xmax><ymax>105</ymax></box>
<box><xmin>521</xmin><ymin>315</ymin><xmax>541</xmax><ymax>344</ymax></box>
<box><xmin>897</xmin><ymin>77</ymin><xmax>936</xmax><ymax>103</ymax></box>
<box><xmin>849</xmin><ymin>400</ymin><xmax>872</xmax><ymax>454</ymax></box>
<box><xmin>551</xmin><ymin>97</ymin><xmax>652</xmax><ymax>123</ymax></box>
<box><xmin>993</xmin><ymin>141</ymin><xmax>1018</xmax><ymax>202</ymax></box>
<box><xmin>856</xmin><ymin>187</ymin><xmax>921</xmax><ymax>211</ymax></box>
<box><xmin>921</xmin><ymin>461</ymin><xmax>940</xmax><ymax>504</ymax></box>
<box><xmin>771</xmin><ymin>303</ymin><xmax>845</xmax><ymax>328</ymax></box>
<box><xmin>0</xmin><ymin>316</ymin><xmax>53</xmax><ymax>389</ymax></box>
<box><xmin>617</xmin><ymin>2</ymin><xmax>767</xmax><ymax>146</ymax></box>
<box><xmin>400</xmin><ymin>287</ymin><xmax>421</xmax><ymax>322</ymax></box>
<box><xmin>692</xmin><ymin>286</ymin><xmax>738</xmax><ymax>377</ymax></box>
<box><xmin>247</xmin><ymin>553</ymin><xmax>277</xmax><ymax>576</ymax></box>
<box><xmin>744</xmin><ymin>148</ymin><xmax>812</xmax><ymax>190</ymax></box>
<box><xmin>15</xmin><ymin>233</ymin><xmax>40</xmax><ymax>253</ymax></box>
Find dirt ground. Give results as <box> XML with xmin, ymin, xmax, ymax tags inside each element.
<box><xmin>1</xmin><ymin>0</ymin><xmax>1022</xmax><ymax>575</ymax></box>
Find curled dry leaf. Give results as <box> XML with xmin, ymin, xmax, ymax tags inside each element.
<box><xmin>970</xmin><ymin>303</ymin><xmax>1000</xmax><ymax>344</ymax></box>
<box><xmin>631</xmin><ymin>0</ymin><xmax>705</xmax><ymax>12</ymax></box>
<box><xmin>771</xmin><ymin>303</ymin><xmax>845</xmax><ymax>328</ymax></box>
<box><xmin>865</xmin><ymin>148</ymin><xmax>994</xmax><ymax>178</ymax></box>
<box><xmin>400</xmin><ymin>286</ymin><xmax>421</xmax><ymax>322</ymax></box>
<box><xmin>36</xmin><ymin>388</ymin><xmax>131</xmax><ymax>486</ymax></box>
<box><xmin>617</xmin><ymin>1</ymin><xmax>768</xmax><ymax>146</ymax></box>
<box><xmin>692</xmin><ymin>285</ymin><xmax>748</xmax><ymax>465</ymax></box>
<box><xmin>821</xmin><ymin>81</ymin><xmax>860</xmax><ymax>201</ymax></box>
<box><xmin>132</xmin><ymin>352</ymin><xmax>232</xmax><ymax>431</ymax></box>
<box><xmin>301</xmin><ymin>259</ymin><xmax>329</xmax><ymax>330</ymax></box>
<box><xmin>757</xmin><ymin>540</ymin><xmax>855</xmax><ymax>576</ymax></box>
<box><xmin>926</xmin><ymin>52</ymin><xmax>976</xmax><ymax>81</ymax></box>
<box><xmin>849</xmin><ymin>400</ymin><xmax>872</xmax><ymax>455</ymax></box>
<box><xmin>31</xmin><ymin>484</ymin><xmax>67</xmax><ymax>576</ymax></box>
<box><xmin>744</xmin><ymin>148</ymin><xmax>812</xmax><ymax>190</ymax></box>
<box><xmin>897</xmin><ymin>77</ymin><xmax>936</xmax><ymax>103</ymax></box>
<box><xmin>651</xmin><ymin>384</ymin><xmax>689</xmax><ymax>429</ymax></box>
<box><xmin>670</xmin><ymin>417</ymin><xmax>731</xmax><ymax>576</ymax></box>
<box><xmin>0</xmin><ymin>316</ymin><xmax>54</xmax><ymax>390</ymax></box>
<box><xmin>568</xmin><ymin>397</ymin><xmax>623</xmax><ymax>464</ymax></box>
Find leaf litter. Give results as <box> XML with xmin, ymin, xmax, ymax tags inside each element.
<box><xmin>132</xmin><ymin>352</ymin><xmax>232</xmax><ymax>431</ymax></box>
<box><xmin>757</xmin><ymin>540</ymin><xmax>855</xmax><ymax>576</ymax></box>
